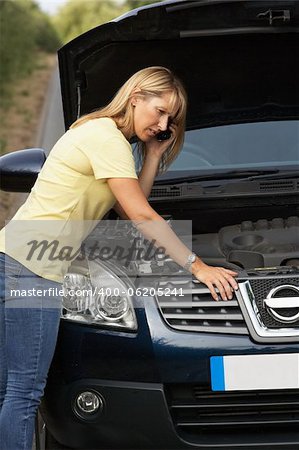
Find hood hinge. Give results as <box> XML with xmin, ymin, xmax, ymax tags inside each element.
<box><xmin>257</xmin><ymin>8</ymin><xmax>291</xmax><ymax>25</ymax></box>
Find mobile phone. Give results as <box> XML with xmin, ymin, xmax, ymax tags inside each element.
<box><xmin>156</xmin><ymin>129</ymin><xmax>172</xmax><ymax>141</ymax></box>
<box><xmin>156</xmin><ymin>120</ymin><xmax>172</xmax><ymax>141</ymax></box>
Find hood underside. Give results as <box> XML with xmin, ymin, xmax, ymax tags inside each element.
<box><xmin>58</xmin><ymin>0</ymin><xmax>299</xmax><ymax>130</ymax></box>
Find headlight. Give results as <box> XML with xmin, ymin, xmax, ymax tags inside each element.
<box><xmin>62</xmin><ymin>260</ymin><xmax>137</xmax><ymax>331</ymax></box>
<box><xmin>63</xmin><ymin>273</ymin><xmax>92</xmax><ymax>312</ymax></box>
<box><xmin>94</xmin><ymin>294</ymin><xmax>129</xmax><ymax>321</ymax></box>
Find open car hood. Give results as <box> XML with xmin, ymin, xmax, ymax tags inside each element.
<box><xmin>58</xmin><ymin>0</ymin><xmax>299</xmax><ymax>130</ymax></box>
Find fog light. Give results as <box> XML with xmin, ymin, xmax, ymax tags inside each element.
<box><xmin>76</xmin><ymin>391</ymin><xmax>103</xmax><ymax>414</ymax></box>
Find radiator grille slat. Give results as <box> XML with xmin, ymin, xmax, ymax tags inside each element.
<box><xmin>172</xmin><ymin>400</ymin><xmax>299</xmax><ymax>409</ymax></box>
<box><xmin>164</xmin><ymin>313</ymin><xmax>244</xmax><ymax>320</ymax></box>
<box><xmin>156</xmin><ymin>277</ymin><xmax>248</xmax><ymax>334</ymax></box>
<box><xmin>166</xmin><ymin>384</ymin><xmax>299</xmax><ymax>446</ymax></box>
<box><xmin>159</xmin><ymin>300</ymin><xmax>239</xmax><ymax>307</ymax></box>
<box><xmin>172</xmin><ymin>324</ymin><xmax>247</xmax><ymax>334</ymax></box>
<box><xmin>177</xmin><ymin>418</ymin><xmax>299</xmax><ymax>427</ymax></box>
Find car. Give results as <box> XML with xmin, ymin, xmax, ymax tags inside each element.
<box><xmin>1</xmin><ymin>0</ymin><xmax>299</xmax><ymax>449</ymax></box>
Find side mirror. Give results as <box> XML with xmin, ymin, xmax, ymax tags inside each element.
<box><xmin>0</xmin><ymin>148</ymin><xmax>46</xmax><ymax>192</ymax></box>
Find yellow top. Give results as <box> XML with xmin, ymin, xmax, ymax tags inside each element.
<box><xmin>0</xmin><ymin>118</ymin><xmax>137</xmax><ymax>282</ymax></box>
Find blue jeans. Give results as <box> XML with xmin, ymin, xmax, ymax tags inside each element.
<box><xmin>0</xmin><ymin>253</ymin><xmax>62</xmax><ymax>450</ymax></box>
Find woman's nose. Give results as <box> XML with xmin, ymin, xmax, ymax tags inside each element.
<box><xmin>158</xmin><ymin>115</ymin><xmax>169</xmax><ymax>130</ymax></box>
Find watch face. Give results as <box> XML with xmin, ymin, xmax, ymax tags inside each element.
<box><xmin>184</xmin><ymin>253</ymin><xmax>196</xmax><ymax>270</ymax></box>
<box><xmin>188</xmin><ymin>253</ymin><xmax>196</xmax><ymax>264</ymax></box>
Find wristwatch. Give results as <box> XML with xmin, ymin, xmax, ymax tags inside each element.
<box><xmin>184</xmin><ymin>252</ymin><xmax>196</xmax><ymax>271</ymax></box>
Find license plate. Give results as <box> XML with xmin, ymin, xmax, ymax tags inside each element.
<box><xmin>210</xmin><ymin>353</ymin><xmax>299</xmax><ymax>391</ymax></box>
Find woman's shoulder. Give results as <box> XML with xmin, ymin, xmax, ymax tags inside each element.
<box><xmin>68</xmin><ymin>117</ymin><xmax>119</xmax><ymax>133</ymax></box>
<box><xmin>63</xmin><ymin>118</ymin><xmax>131</xmax><ymax>155</ymax></box>
<box><xmin>68</xmin><ymin>117</ymin><xmax>124</xmax><ymax>143</ymax></box>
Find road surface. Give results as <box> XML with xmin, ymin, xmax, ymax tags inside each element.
<box><xmin>7</xmin><ymin>66</ymin><xmax>65</xmax><ymax>221</ymax></box>
<box><xmin>36</xmin><ymin>66</ymin><xmax>65</xmax><ymax>153</ymax></box>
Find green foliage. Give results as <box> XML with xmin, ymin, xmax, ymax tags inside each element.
<box><xmin>54</xmin><ymin>0</ymin><xmax>127</xmax><ymax>44</ymax></box>
<box><xmin>53</xmin><ymin>0</ymin><xmax>163</xmax><ymax>45</ymax></box>
<box><xmin>125</xmin><ymin>0</ymin><xmax>161</xmax><ymax>9</ymax></box>
<box><xmin>32</xmin><ymin>9</ymin><xmax>62</xmax><ymax>53</ymax></box>
<box><xmin>0</xmin><ymin>0</ymin><xmax>61</xmax><ymax>99</ymax></box>
<box><xmin>0</xmin><ymin>1</ymin><xmax>36</xmax><ymax>87</ymax></box>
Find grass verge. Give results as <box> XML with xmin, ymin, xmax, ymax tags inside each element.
<box><xmin>0</xmin><ymin>52</ymin><xmax>56</xmax><ymax>229</ymax></box>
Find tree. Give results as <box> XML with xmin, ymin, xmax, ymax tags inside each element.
<box><xmin>125</xmin><ymin>0</ymin><xmax>161</xmax><ymax>9</ymax></box>
<box><xmin>0</xmin><ymin>0</ymin><xmax>60</xmax><ymax>95</ymax></box>
<box><xmin>54</xmin><ymin>0</ymin><xmax>163</xmax><ymax>44</ymax></box>
<box><xmin>54</xmin><ymin>0</ymin><xmax>126</xmax><ymax>44</ymax></box>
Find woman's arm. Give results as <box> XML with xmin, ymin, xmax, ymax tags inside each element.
<box><xmin>107</xmin><ymin>177</ymin><xmax>239</xmax><ymax>301</ymax></box>
<box><xmin>113</xmin><ymin>136</ymin><xmax>172</xmax><ymax>218</ymax></box>
<box><xmin>138</xmin><ymin>126</ymin><xmax>177</xmax><ymax>196</ymax></box>
<box><xmin>137</xmin><ymin>149</ymin><xmax>162</xmax><ymax>197</ymax></box>
<box><xmin>113</xmin><ymin>154</ymin><xmax>159</xmax><ymax>219</ymax></box>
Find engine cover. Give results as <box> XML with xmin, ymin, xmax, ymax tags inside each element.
<box><xmin>219</xmin><ymin>216</ymin><xmax>299</xmax><ymax>268</ymax></box>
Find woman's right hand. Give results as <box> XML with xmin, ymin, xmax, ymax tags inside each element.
<box><xmin>192</xmin><ymin>258</ymin><xmax>239</xmax><ymax>301</ymax></box>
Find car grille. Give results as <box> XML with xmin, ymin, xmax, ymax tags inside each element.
<box><xmin>156</xmin><ymin>274</ymin><xmax>299</xmax><ymax>340</ymax></box>
<box><xmin>166</xmin><ymin>384</ymin><xmax>299</xmax><ymax>447</ymax></box>
<box><xmin>156</xmin><ymin>278</ymin><xmax>248</xmax><ymax>335</ymax></box>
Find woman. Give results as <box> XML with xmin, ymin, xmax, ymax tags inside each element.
<box><xmin>0</xmin><ymin>66</ymin><xmax>238</xmax><ymax>450</ymax></box>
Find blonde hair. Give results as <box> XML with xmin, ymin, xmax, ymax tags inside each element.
<box><xmin>71</xmin><ymin>66</ymin><xmax>187</xmax><ymax>173</ymax></box>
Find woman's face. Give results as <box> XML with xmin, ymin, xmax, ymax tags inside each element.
<box><xmin>131</xmin><ymin>92</ymin><xmax>173</xmax><ymax>142</ymax></box>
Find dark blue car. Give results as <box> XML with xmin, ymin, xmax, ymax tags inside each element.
<box><xmin>1</xmin><ymin>1</ymin><xmax>298</xmax><ymax>449</ymax></box>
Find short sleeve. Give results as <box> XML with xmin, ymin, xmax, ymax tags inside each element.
<box><xmin>80</xmin><ymin>136</ymin><xmax>137</xmax><ymax>180</ymax></box>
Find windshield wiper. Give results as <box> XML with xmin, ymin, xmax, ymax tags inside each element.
<box><xmin>247</xmin><ymin>169</ymin><xmax>299</xmax><ymax>181</ymax></box>
<box><xmin>157</xmin><ymin>169</ymin><xmax>281</xmax><ymax>184</ymax></box>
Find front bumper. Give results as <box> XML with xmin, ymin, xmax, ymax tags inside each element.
<box><xmin>41</xmin><ymin>379</ymin><xmax>181</xmax><ymax>449</ymax></box>
<box><xmin>41</xmin><ymin>297</ymin><xmax>299</xmax><ymax>449</ymax></box>
<box><xmin>41</xmin><ymin>378</ymin><xmax>299</xmax><ymax>450</ymax></box>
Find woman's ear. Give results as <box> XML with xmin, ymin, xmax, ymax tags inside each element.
<box><xmin>131</xmin><ymin>88</ymin><xmax>142</xmax><ymax>107</ymax></box>
<box><xmin>131</xmin><ymin>97</ymin><xmax>141</xmax><ymax>107</ymax></box>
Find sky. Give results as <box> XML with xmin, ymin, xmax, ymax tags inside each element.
<box><xmin>35</xmin><ymin>0</ymin><xmax>125</xmax><ymax>15</ymax></box>
<box><xmin>35</xmin><ymin>0</ymin><xmax>67</xmax><ymax>15</ymax></box>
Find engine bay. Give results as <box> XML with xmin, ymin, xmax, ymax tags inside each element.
<box><xmin>194</xmin><ymin>216</ymin><xmax>299</xmax><ymax>270</ymax></box>
<box><xmin>81</xmin><ymin>212</ymin><xmax>299</xmax><ymax>277</ymax></box>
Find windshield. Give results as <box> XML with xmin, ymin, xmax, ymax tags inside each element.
<box><xmin>169</xmin><ymin>120</ymin><xmax>299</xmax><ymax>173</ymax></box>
